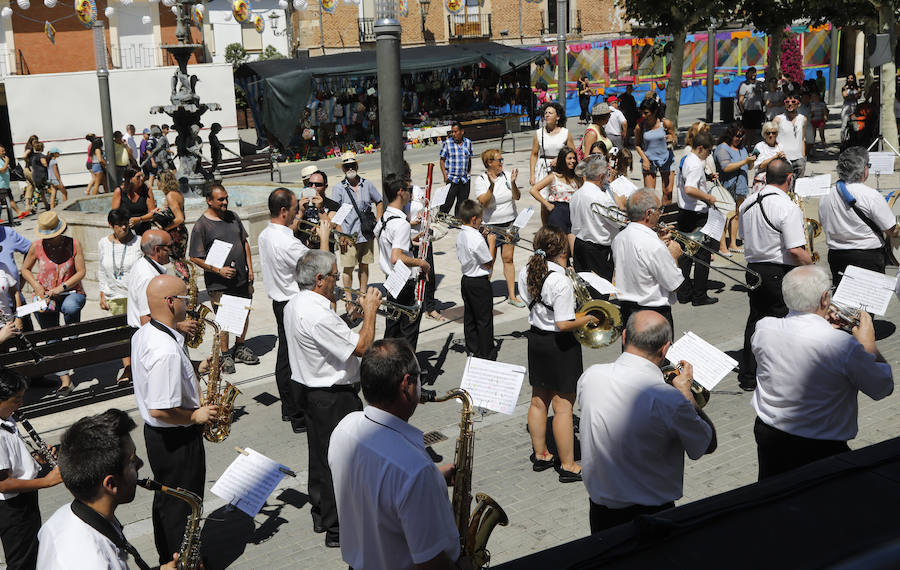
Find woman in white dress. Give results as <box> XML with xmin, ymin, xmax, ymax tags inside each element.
<box><xmin>529</xmin><ymin>102</ymin><xmax>576</xmax><ymax>224</ymax></box>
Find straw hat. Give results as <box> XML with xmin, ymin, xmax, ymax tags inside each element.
<box><xmin>300</xmin><ymin>165</ymin><xmax>318</xmax><ymax>180</ymax></box>
<box><xmin>591</xmin><ymin>102</ymin><xmax>611</xmax><ymax>115</ymax></box>
<box><xmin>36</xmin><ymin>211</ymin><xmax>67</xmax><ymax>239</ymax></box>
<box><xmin>339</xmin><ymin>151</ymin><xmax>358</xmax><ymax>166</ymax></box>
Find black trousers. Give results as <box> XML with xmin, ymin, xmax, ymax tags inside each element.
<box><xmin>589</xmin><ymin>499</ymin><xmax>674</xmax><ymax>534</ymax></box>
<box><xmin>273</xmin><ymin>299</ymin><xmax>307</xmax><ymax>424</ymax></box>
<box><xmin>754</xmin><ymin>417</ymin><xmax>850</xmax><ymax>481</ymax></box>
<box><xmin>305</xmin><ymin>385</ymin><xmax>363</xmax><ymax>539</ymax></box>
<box><xmin>579</xmin><ymin>96</ymin><xmax>591</xmax><ymax>122</ymax></box>
<box><xmin>676</xmin><ymin>210</ymin><xmax>713</xmax><ymax>302</ymax></box>
<box><xmin>618</xmin><ymin>301</ymin><xmax>673</xmax><ymax>337</ymax></box>
<box><xmin>411</xmin><ymin>243</ymin><xmax>437</xmax><ymax>313</ymax></box>
<box><xmin>439</xmin><ymin>180</ymin><xmax>470</xmax><ymax>216</ymax></box>
<box><xmin>827</xmin><ymin>248</ymin><xmax>886</xmax><ymax>287</ymax></box>
<box><xmin>0</xmin><ymin>491</ymin><xmax>40</xmax><ymax>570</ymax></box>
<box><xmin>738</xmin><ymin>263</ymin><xmax>791</xmax><ymax>386</ymax></box>
<box><xmin>384</xmin><ymin>280</ymin><xmax>423</xmax><ymax>351</ymax></box>
<box><xmin>573</xmin><ymin>238</ymin><xmax>614</xmax><ymax>282</ymax></box>
<box><xmin>144</xmin><ymin>424</ymin><xmax>205</xmax><ymax>565</ymax></box>
<box><xmin>461</xmin><ymin>275</ymin><xmax>494</xmax><ymax>359</ymax></box>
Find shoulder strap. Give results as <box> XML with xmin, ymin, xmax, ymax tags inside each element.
<box><xmin>527</xmin><ymin>271</ymin><xmax>555</xmax><ymax>312</ymax></box>
<box><xmin>744</xmin><ymin>193</ymin><xmax>781</xmax><ymax>233</ymax></box>
<box><xmin>70</xmin><ymin>501</ymin><xmax>151</xmax><ymax>570</ymax></box>
<box><xmin>142</xmin><ymin>255</ymin><xmax>164</xmax><ymax>274</ymax></box>
<box><xmin>837</xmin><ymin>180</ymin><xmax>885</xmax><ymax>245</ymax></box>
<box><xmin>343</xmin><ymin>181</ymin><xmax>365</xmax><ymax>218</ymax></box>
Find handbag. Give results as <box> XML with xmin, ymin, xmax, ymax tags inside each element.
<box><xmin>9</xmin><ymin>163</ymin><xmax>24</xmax><ymax>181</ymax></box>
<box><xmin>345</xmin><ymin>181</ymin><xmax>377</xmax><ymax>240</ymax></box>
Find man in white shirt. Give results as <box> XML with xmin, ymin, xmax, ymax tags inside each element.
<box><xmin>751</xmin><ymin>265</ymin><xmax>893</xmax><ymax>480</ymax></box>
<box><xmin>329</xmin><ymin>338</ymin><xmax>467</xmax><ymax>570</ymax></box>
<box><xmin>572</xmin><ymin>154</ymin><xmax>625</xmax><ymax>282</ymax></box>
<box><xmin>612</xmin><ymin>190</ymin><xmax>685</xmax><ymax>331</ymax></box>
<box><xmin>38</xmin><ymin>408</ymin><xmax>177</xmax><ymax>569</ymax></box>
<box><xmin>819</xmin><ymin>147</ymin><xmax>900</xmax><ymax>285</ymax></box>
<box><xmin>374</xmin><ymin>174</ymin><xmax>430</xmax><ymax>350</ymax></box>
<box><xmin>284</xmin><ymin>249</ymin><xmax>381</xmax><ymax>547</ymax></box>
<box><xmin>131</xmin><ymin>274</ymin><xmax>216</xmax><ymax>565</ymax></box>
<box><xmin>605</xmin><ymin>98</ymin><xmax>629</xmax><ymax>151</ymax></box>
<box><xmin>774</xmin><ymin>87</ymin><xmax>807</xmax><ymax>177</ymax></box>
<box><xmin>674</xmin><ymin>132</ymin><xmax>719</xmax><ymax>306</ymax></box>
<box><xmin>737</xmin><ymin>67</ymin><xmax>764</xmax><ymax>144</ymax></box>
<box><xmin>258</xmin><ymin>187</ymin><xmax>331</xmax><ymax>434</ymax></box>
<box><xmin>737</xmin><ymin>159</ymin><xmax>813</xmax><ymax>391</ymax></box>
<box><xmin>578</xmin><ymin>310</ymin><xmax>716</xmax><ymax>533</ymax></box>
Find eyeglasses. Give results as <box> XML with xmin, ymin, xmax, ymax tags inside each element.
<box><xmin>167</xmin><ymin>295</ymin><xmax>190</xmax><ymax>303</ymax></box>
<box><xmin>765</xmin><ymin>131</ymin><xmax>778</xmax><ymax>135</ymax></box>
<box><xmin>319</xmin><ymin>271</ymin><xmax>340</xmax><ymax>280</ymax></box>
<box><xmin>867</xmin><ymin>163</ymin><xmax>872</xmax><ymax>168</ymax></box>
<box><xmin>309</xmin><ymin>182</ymin><xmax>326</xmax><ymax>187</ymax></box>
<box><xmin>492</xmin><ymin>157</ymin><xmax>504</xmax><ymax>163</ymax></box>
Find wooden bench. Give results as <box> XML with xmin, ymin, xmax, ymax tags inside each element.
<box><xmin>201</xmin><ymin>151</ymin><xmax>282</xmax><ymax>183</ymax></box>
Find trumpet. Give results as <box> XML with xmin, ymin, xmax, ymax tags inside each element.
<box><xmin>431</xmin><ymin>212</ymin><xmax>533</xmax><ymax>251</ymax></box>
<box><xmin>338</xmin><ymin>286</ymin><xmax>421</xmax><ymax>321</ymax></box>
<box><xmin>295</xmin><ymin>218</ymin><xmax>358</xmax><ymax>246</ymax></box>
<box><xmin>828</xmin><ymin>301</ymin><xmax>861</xmax><ymax>333</ymax></box>
<box><xmin>661</xmin><ymin>363</ymin><xmax>710</xmax><ymax>409</ymax></box>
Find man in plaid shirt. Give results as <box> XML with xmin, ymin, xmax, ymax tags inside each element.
<box><xmin>439</xmin><ymin>122</ymin><xmax>473</xmax><ymax>215</ymax></box>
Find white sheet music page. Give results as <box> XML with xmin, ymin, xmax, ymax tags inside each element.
<box><xmin>205</xmin><ymin>239</ymin><xmax>233</xmax><ymax>269</ymax></box>
<box><xmin>214</xmin><ymin>294</ymin><xmax>251</xmax><ymax>335</ymax></box>
<box><xmin>832</xmin><ymin>265</ymin><xmax>896</xmax><ymax>316</ymax></box>
<box><xmin>513</xmin><ymin>206</ymin><xmax>535</xmax><ymax>229</ymax></box>
<box><xmin>210</xmin><ymin>447</ymin><xmax>288</xmax><ymax>517</ymax></box>
<box><xmin>869</xmin><ymin>152</ymin><xmax>896</xmax><ymax>175</ymax></box>
<box><xmin>577</xmin><ymin>272</ymin><xmax>618</xmax><ymax>295</ymax></box>
<box><xmin>384</xmin><ymin>260</ymin><xmax>411</xmax><ymax>298</ymax></box>
<box><xmin>16</xmin><ymin>299</ymin><xmax>46</xmax><ymax>318</ymax></box>
<box><xmin>609</xmin><ymin>176</ymin><xmax>638</xmax><ymax>197</ymax></box>
<box><xmin>330</xmin><ymin>203</ymin><xmax>353</xmax><ymax>226</ymax></box>
<box><xmin>793</xmin><ymin>174</ymin><xmax>831</xmax><ymax>197</ymax></box>
<box><xmin>431</xmin><ymin>184</ymin><xmax>451</xmax><ymax>209</ymax></box>
<box><xmin>665</xmin><ymin>332</ymin><xmax>738</xmax><ymax>391</ymax></box>
<box><xmin>700</xmin><ymin>207</ymin><xmax>727</xmax><ymax>239</ymax></box>
<box><xmin>459</xmin><ymin>357</ymin><xmax>526</xmax><ymax>415</ymax></box>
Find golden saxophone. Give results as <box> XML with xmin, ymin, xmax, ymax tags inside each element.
<box><xmin>184</xmin><ymin>264</ymin><xmax>211</xmax><ymax>350</ymax></box>
<box><xmin>662</xmin><ymin>363</ymin><xmax>710</xmax><ymax>409</ymax></box>
<box><xmin>198</xmin><ymin>316</ymin><xmax>240</xmax><ymax>443</ymax></box>
<box><xmin>420</xmin><ymin>388</ymin><xmax>508</xmax><ymax>569</ymax></box>
<box><xmin>138</xmin><ymin>478</ymin><xmax>202</xmax><ymax>569</ymax></box>
<box><xmin>12</xmin><ymin>412</ymin><xmax>57</xmax><ymax>467</ymax></box>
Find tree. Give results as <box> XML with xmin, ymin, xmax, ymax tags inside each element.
<box><xmin>259</xmin><ymin>45</ymin><xmax>285</xmax><ymax>60</ymax></box>
<box><xmin>224</xmin><ymin>43</ymin><xmax>249</xmax><ymax>69</ymax></box>
<box><xmin>739</xmin><ymin>0</ymin><xmax>797</xmax><ymax>80</ymax></box>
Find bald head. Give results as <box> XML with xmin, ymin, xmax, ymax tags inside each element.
<box><xmin>623</xmin><ymin>310</ymin><xmax>672</xmax><ymax>357</ymax></box>
<box><xmin>147</xmin><ymin>275</ymin><xmax>188</xmax><ymax>321</ymax></box>
<box><xmin>141</xmin><ymin>229</ymin><xmax>172</xmax><ymax>263</ymax></box>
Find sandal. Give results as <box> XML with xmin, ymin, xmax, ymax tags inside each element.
<box><xmin>55</xmin><ymin>384</ymin><xmax>73</xmax><ymax>398</ymax></box>
<box><xmin>116</xmin><ymin>365</ymin><xmax>132</xmax><ymax>386</ymax></box>
<box><xmin>729</xmin><ymin>247</ymin><xmax>744</xmax><ymax>253</ymax></box>
<box><xmin>425</xmin><ymin>310</ymin><xmax>448</xmax><ymax>322</ymax></box>
<box><xmin>507</xmin><ymin>298</ymin><xmax>526</xmax><ymax>308</ymax></box>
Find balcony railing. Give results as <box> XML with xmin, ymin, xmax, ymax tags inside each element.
<box><xmin>358</xmin><ymin>18</ymin><xmax>375</xmax><ymax>43</ymax></box>
<box><xmin>114</xmin><ymin>44</ymin><xmax>158</xmax><ymax>70</ymax></box>
<box><xmin>447</xmin><ymin>14</ymin><xmax>491</xmax><ymax>39</ymax></box>
<box><xmin>541</xmin><ymin>10</ymin><xmax>581</xmax><ymax>36</ymax></box>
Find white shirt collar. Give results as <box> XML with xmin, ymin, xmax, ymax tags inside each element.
<box><xmin>617</xmin><ymin>351</ymin><xmax>664</xmax><ymax>382</ymax></box>
<box><xmin>152</xmin><ymin>319</ymin><xmax>185</xmax><ymax>345</ymax></box>
<box><xmin>266</xmin><ymin>221</ymin><xmax>293</xmax><ymax>235</ymax></box>
<box><xmin>385</xmin><ymin>205</ymin><xmax>405</xmax><ymax>217</ymax></box>
<box><xmin>363</xmin><ymin>406</ymin><xmax>424</xmax><ymax>451</ymax></box>
<box><xmin>461</xmin><ymin>225</ymin><xmax>480</xmax><ymax>236</ymax></box>
<box><xmin>300</xmin><ymin>288</ymin><xmax>332</xmax><ymax>309</ymax></box>
<box><xmin>629</xmin><ymin>222</ymin><xmax>658</xmax><ymax>238</ymax></box>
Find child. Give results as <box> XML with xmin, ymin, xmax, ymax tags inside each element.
<box><xmin>47</xmin><ymin>147</ymin><xmax>66</xmax><ymax>210</ymax></box>
<box><xmin>0</xmin><ymin>146</ymin><xmax>24</xmax><ymax>222</ymax></box>
<box><xmin>0</xmin><ymin>368</ymin><xmax>63</xmax><ymax>569</ymax></box>
<box><xmin>608</xmin><ymin>147</ymin><xmax>637</xmax><ymax>198</ymax></box>
<box><xmin>29</xmin><ymin>142</ymin><xmax>49</xmax><ymax>212</ymax></box>
<box><xmin>456</xmin><ymin>199</ymin><xmax>497</xmax><ymax>359</ymax></box>
<box><xmin>810</xmin><ymin>91</ymin><xmax>828</xmax><ymax>147</ymax></box>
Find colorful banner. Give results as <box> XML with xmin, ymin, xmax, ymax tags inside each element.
<box><xmin>253</xmin><ymin>13</ymin><xmax>264</xmax><ymax>32</ymax></box>
<box><xmin>321</xmin><ymin>0</ymin><xmax>336</xmax><ymax>14</ymax></box>
<box><xmin>192</xmin><ymin>5</ymin><xmax>204</xmax><ymax>27</ymax></box>
<box><xmin>399</xmin><ymin>0</ymin><xmax>408</xmax><ymax>17</ymax></box>
<box><xmin>74</xmin><ymin>0</ymin><xmax>96</xmax><ymax>28</ymax></box>
<box><xmin>445</xmin><ymin>0</ymin><xmax>462</xmax><ymax>14</ymax></box>
<box><xmin>232</xmin><ymin>0</ymin><xmax>250</xmax><ymax>23</ymax></box>
<box><xmin>44</xmin><ymin>20</ymin><xmax>55</xmax><ymax>43</ymax></box>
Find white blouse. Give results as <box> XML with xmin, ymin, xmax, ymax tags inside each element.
<box><xmin>97</xmin><ymin>234</ymin><xmax>142</xmax><ymax>300</ymax></box>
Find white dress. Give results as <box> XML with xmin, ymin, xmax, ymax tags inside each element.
<box><xmin>534</xmin><ymin>127</ymin><xmax>570</xmax><ymax>199</ymax></box>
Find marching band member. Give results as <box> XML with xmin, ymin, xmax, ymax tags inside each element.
<box><xmin>456</xmin><ymin>199</ymin><xmax>497</xmax><ymax>359</ymax></box>
<box><xmin>126</xmin><ymin>230</ymin><xmax>170</xmax><ymax>328</ymax></box>
<box><xmin>818</xmin><ymin>147</ymin><xmax>899</xmax><ymax>285</ymax></box>
<box><xmin>736</xmin><ymin>159</ymin><xmax>812</xmax><ymax>391</ymax></box>
<box><xmin>611</xmin><ymin>190</ymin><xmax>684</xmax><ymax>331</ymax></box>
<box><xmin>751</xmin><ymin>265</ymin><xmax>892</xmax><ymax>480</ymax></box>
<box><xmin>374</xmin><ymin>174</ymin><xmax>429</xmax><ymax>350</ymax></box>
<box><xmin>571</xmin><ymin>154</ymin><xmax>625</xmax><ymax>281</ymax></box>
<box><xmin>405</xmin><ymin>161</ymin><xmax>443</xmax><ymax>321</ymax></box>
<box><xmin>518</xmin><ymin>226</ymin><xmax>596</xmax><ymax>484</ymax></box>
<box><xmin>284</xmin><ymin>249</ymin><xmax>381</xmax><ymax>547</ymax></box>
<box><xmin>329</xmin><ymin>339</ymin><xmax>466</xmax><ymax>570</ymax></box>
<box><xmin>258</xmin><ymin>188</ymin><xmax>331</xmax><ymax>434</ymax></box>
<box><xmin>578</xmin><ymin>310</ymin><xmax>716</xmax><ymax>533</ymax></box>
<box><xmin>674</xmin><ymin>132</ymin><xmax>719</xmax><ymax>306</ymax></box>
<box><xmin>131</xmin><ymin>274</ymin><xmax>216</xmax><ymax>565</ymax></box>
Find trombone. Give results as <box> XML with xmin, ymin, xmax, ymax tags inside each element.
<box><xmin>590</xmin><ymin>203</ymin><xmax>762</xmax><ymax>291</ymax></box>
<box><xmin>295</xmin><ymin>218</ymin><xmax>358</xmax><ymax>246</ymax></box>
<box><xmin>338</xmin><ymin>286</ymin><xmax>421</xmax><ymax>320</ymax></box>
<box><xmin>431</xmin><ymin>211</ymin><xmax>534</xmax><ymax>251</ymax></box>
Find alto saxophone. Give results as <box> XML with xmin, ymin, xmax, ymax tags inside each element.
<box><xmin>421</xmin><ymin>388</ymin><xmax>508</xmax><ymax>569</ymax></box>
<box><xmin>185</xmin><ymin>264</ymin><xmax>210</xmax><ymax>350</ymax></box>
<box><xmin>198</xmin><ymin>316</ymin><xmax>240</xmax><ymax>443</ymax></box>
<box><xmin>138</xmin><ymin>478</ymin><xmax>202</xmax><ymax>569</ymax></box>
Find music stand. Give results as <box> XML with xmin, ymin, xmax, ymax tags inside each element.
<box><xmin>867</xmin><ymin>135</ymin><xmax>900</xmax><ymax>194</ymax></box>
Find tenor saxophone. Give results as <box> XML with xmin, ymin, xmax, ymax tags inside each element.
<box><xmin>421</xmin><ymin>388</ymin><xmax>508</xmax><ymax>569</ymax></box>
<box><xmin>138</xmin><ymin>478</ymin><xmax>202</xmax><ymax>569</ymax></box>
<box><xmin>198</xmin><ymin>316</ymin><xmax>240</xmax><ymax>442</ymax></box>
<box><xmin>185</xmin><ymin>264</ymin><xmax>209</xmax><ymax>349</ymax></box>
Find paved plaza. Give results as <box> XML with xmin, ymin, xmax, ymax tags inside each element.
<box><xmin>5</xmin><ymin>100</ymin><xmax>900</xmax><ymax>568</ymax></box>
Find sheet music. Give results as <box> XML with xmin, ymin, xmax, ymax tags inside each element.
<box><xmin>609</xmin><ymin>176</ymin><xmax>638</xmax><ymax>197</ymax></box>
<box><xmin>460</xmin><ymin>357</ymin><xmax>526</xmax><ymax>415</ymax></box>
<box><xmin>513</xmin><ymin>206</ymin><xmax>535</xmax><ymax>228</ymax></box>
<box><xmin>869</xmin><ymin>152</ymin><xmax>896</xmax><ymax>175</ymax></box>
<box><xmin>210</xmin><ymin>447</ymin><xmax>289</xmax><ymax>517</ymax></box>
<box><xmin>665</xmin><ymin>331</ymin><xmax>738</xmax><ymax>391</ymax></box>
<box><xmin>832</xmin><ymin>265</ymin><xmax>896</xmax><ymax>316</ymax></box>
<box><xmin>793</xmin><ymin>174</ymin><xmax>831</xmax><ymax>197</ymax></box>
<box><xmin>330</xmin><ymin>203</ymin><xmax>353</xmax><ymax>226</ymax></box>
<box><xmin>384</xmin><ymin>260</ymin><xmax>411</xmax><ymax>298</ymax></box>
<box><xmin>16</xmin><ymin>300</ymin><xmax>46</xmax><ymax>318</ymax></box>
<box><xmin>432</xmin><ymin>184</ymin><xmax>451</xmax><ymax>209</ymax></box>
<box><xmin>205</xmin><ymin>239</ymin><xmax>233</xmax><ymax>269</ymax></box>
<box><xmin>577</xmin><ymin>272</ymin><xmax>618</xmax><ymax>295</ymax></box>
<box><xmin>214</xmin><ymin>294</ymin><xmax>251</xmax><ymax>335</ymax></box>
<box><xmin>700</xmin><ymin>207</ymin><xmax>726</xmax><ymax>239</ymax></box>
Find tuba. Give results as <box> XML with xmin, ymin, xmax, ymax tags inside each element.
<box><xmin>197</xmin><ymin>316</ymin><xmax>240</xmax><ymax>442</ymax></box>
<box><xmin>420</xmin><ymin>388</ymin><xmax>508</xmax><ymax>569</ymax></box>
<box><xmin>662</xmin><ymin>363</ymin><xmax>709</xmax><ymax>409</ymax></box>
<box><xmin>138</xmin><ymin>478</ymin><xmax>202</xmax><ymax>569</ymax></box>
<box><xmin>566</xmin><ymin>267</ymin><xmax>623</xmax><ymax>348</ymax></box>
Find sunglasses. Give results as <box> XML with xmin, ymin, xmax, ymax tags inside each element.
<box><xmin>167</xmin><ymin>295</ymin><xmax>190</xmax><ymax>303</ymax></box>
<box><xmin>765</xmin><ymin>131</ymin><xmax>778</xmax><ymax>135</ymax></box>
<box><xmin>309</xmin><ymin>182</ymin><xmax>326</xmax><ymax>187</ymax></box>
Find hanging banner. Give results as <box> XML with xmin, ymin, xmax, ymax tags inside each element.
<box><xmin>321</xmin><ymin>0</ymin><xmax>336</xmax><ymax>14</ymax></box>
<box><xmin>192</xmin><ymin>4</ymin><xmax>204</xmax><ymax>26</ymax></box>
<box><xmin>232</xmin><ymin>0</ymin><xmax>250</xmax><ymax>23</ymax></box>
<box><xmin>445</xmin><ymin>0</ymin><xmax>462</xmax><ymax>14</ymax></box>
<box><xmin>399</xmin><ymin>0</ymin><xmax>408</xmax><ymax>17</ymax></box>
<box><xmin>44</xmin><ymin>20</ymin><xmax>56</xmax><ymax>43</ymax></box>
<box><xmin>74</xmin><ymin>0</ymin><xmax>96</xmax><ymax>27</ymax></box>
<box><xmin>253</xmin><ymin>13</ymin><xmax>264</xmax><ymax>32</ymax></box>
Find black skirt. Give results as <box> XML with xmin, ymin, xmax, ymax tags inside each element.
<box><xmin>527</xmin><ymin>326</ymin><xmax>583</xmax><ymax>394</ymax></box>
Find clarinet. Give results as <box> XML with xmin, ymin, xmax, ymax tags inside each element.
<box><xmin>12</xmin><ymin>411</ymin><xmax>57</xmax><ymax>467</ymax></box>
<box><xmin>0</xmin><ymin>312</ymin><xmax>42</xmax><ymax>363</ymax></box>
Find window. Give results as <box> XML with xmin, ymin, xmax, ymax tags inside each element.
<box><xmin>242</xmin><ymin>25</ymin><xmax>262</xmax><ymax>52</ymax></box>
<box><xmin>208</xmin><ymin>23</ymin><xmax>216</xmax><ymax>55</ymax></box>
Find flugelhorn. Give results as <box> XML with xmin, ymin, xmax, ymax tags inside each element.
<box><xmin>338</xmin><ymin>287</ymin><xmax>421</xmax><ymax>321</ymax></box>
<box><xmin>295</xmin><ymin>218</ymin><xmax>358</xmax><ymax>246</ymax></box>
<box><xmin>661</xmin><ymin>363</ymin><xmax>709</xmax><ymax>409</ymax></box>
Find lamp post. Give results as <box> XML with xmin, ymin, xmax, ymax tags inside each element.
<box><xmin>92</xmin><ymin>21</ymin><xmax>117</xmax><ymax>190</ymax></box>
<box><xmin>375</xmin><ymin>0</ymin><xmax>403</xmax><ymax>182</ymax></box>
<box><xmin>705</xmin><ymin>19</ymin><xmax>717</xmax><ymax>123</ymax></box>
<box><xmin>556</xmin><ymin>0</ymin><xmax>567</xmax><ymax>103</ymax></box>
<box><xmin>418</xmin><ymin>0</ymin><xmax>430</xmax><ymax>37</ymax></box>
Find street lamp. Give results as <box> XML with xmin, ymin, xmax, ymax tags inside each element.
<box><xmin>418</xmin><ymin>0</ymin><xmax>430</xmax><ymax>34</ymax></box>
<box><xmin>268</xmin><ymin>12</ymin><xmax>286</xmax><ymax>35</ymax></box>
<box><xmin>375</xmin><ymin>0</ymin><xmax>403</xmax><ymax>181</ymax></box>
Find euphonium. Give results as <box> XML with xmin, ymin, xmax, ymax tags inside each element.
<box><xmin>566</xmin><ymin>267</ymin><xmax>623</xmax><ymax>349</ymax></box>
<box><xmin>198</xmin><ymin>316</ymin><xmax>240</xmax><ymax>443</ymax></box>
<box><xmin>662</xmin><ymin>363</ymin><xmax>710</xmax><ymax>409</ymax></box>
<box><xmin>420</xmin><ymin>388</ymin><xmax>508</xmax><ymax>569</ymax></box>
<box><xmin>138</xmin><ymin>478</ymin><xmax>202</xmax><ymax>569</ymax></box>
<box><xmin>185</xmin><ymin>264</ymin><xmax>210</xmax><ymax>350</ymax></box>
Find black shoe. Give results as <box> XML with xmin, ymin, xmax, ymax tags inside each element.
<box><xmin>324</xmin><ymin>534</ymin><xmax>340</xmax><ymax>548</ymax></box>
<box><xmin>692</xmin><ymin>296</ymin><xmax>719</xmax><ymax>306</ymax></box>
<box><xmin>739</xmin><ymin>380</ymin><xmax>757</xmax><ymax>392</ymax></box>
<box><xmin>676</xmin><ymin>295</ymin><xmax>691</xmax><ymax>304</ymax></box>
<box><xmin>558</xmin><ymin>468</ymin><xmax>583</xmax><ymax>483</ymax></box>
<box><xmin>282</xmin><ymin>415</ymin><xmax>290</xmax><ymax>422</ymax></box>
<box><xmin>529</xmin><ymin>452</ymin><xmax>557</xmax><ymax>472</ymax></box>
<box><xmin>291</xmin><ymin>421</ymin><xmax>308</xmax><ymax>434</ymax></box>
<box><xmin>313</xmin><ymin>522</ymin><xmax>326</xmax><ymax>534</ymax></box>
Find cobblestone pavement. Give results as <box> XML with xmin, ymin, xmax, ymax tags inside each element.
<box><xmin>5</xmin><ymin>100</ymin><xmax>900</xmax><ymax>568</ymax></box>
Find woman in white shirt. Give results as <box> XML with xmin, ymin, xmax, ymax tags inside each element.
<box><xmin>473</xmin><ymin>148</ymin><xmax>523</xmax><ymax>307</ymax></box>
<box><xmin>750</xmin><ymin>121</ymin><xmax>787</xmax><ymax>193</ymax></box>
<box><xmin>529</xmin><ymin>102</ymin><xmax>576</xmax><ymax>224</ymax></box>
<box><xmin>97</xmin><ymin>208</ymin><xmax>142</xmax><ymax>384</ymax></box>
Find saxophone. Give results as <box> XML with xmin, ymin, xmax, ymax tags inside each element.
<box><xmin>198</xmin><ymin>316</ymin><xmax>240</xmax><ymax>442</ymax></box>
<box><xmin>420</xmin><ymin>388</ymin><xmax>508</xmax><ymax>569</ymax></box>
<box><xmin>185</xmin><ymin>264</ymin><xmax>210</xmax><ymax>349</ymax></box>
<box><xmin>138</xmin><ymin>478</ymin><xmax>202</xmax><ymax>569</ymax></box>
